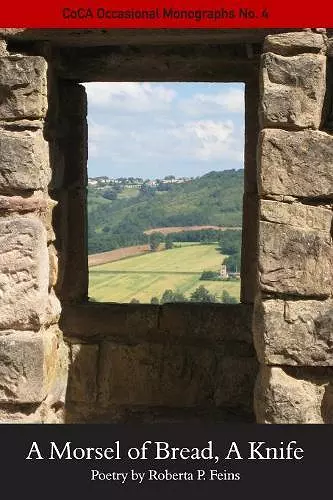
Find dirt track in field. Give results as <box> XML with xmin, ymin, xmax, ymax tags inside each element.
<box><xmin>144</xmin><ymin>225</ymin><xmax>241</xmax><ymax>235</ymax></box>
<box><xmin>88</xmin><ymin>245</ymin><xmax>150</xmax><ymax>267</ymax></box>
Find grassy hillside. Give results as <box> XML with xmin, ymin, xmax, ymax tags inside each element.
<box><xmin>89</xmin><ymin>243</ymin><xmax>240</xmax><ymax>303</ymax></box>
<box><xmin>88</xmin><ymin>169</ymin><xmax>244</xmax><ymax>254</ymax></box>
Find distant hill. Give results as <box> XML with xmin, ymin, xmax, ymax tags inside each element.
<box><xmin>88</xmin><ymin>169</ymin><xmax>244</xmax><ymax>254</ymax></box>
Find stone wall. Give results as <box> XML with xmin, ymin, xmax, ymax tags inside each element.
<box><xmin>1</xmin><ymin>28</ymin><xmax>332</xmax><ymax>424</ymax></box>
<box><xmin>61</xmin><ymin>303</ymin><xmax>257</xmax><ymax>422</ymax></box>
<box><xmin>0</xmin><ymin>40</ymin><xmax>68</xmax><ymax>422</ymax></box>
<box><xmin>0</xmin><ymin>32</ymin><xmax>259</xmax><ymax>423</ymax></box>
<box><xmin>254</xmin><ymin>31</ymin><xmax>333</xmax><ymax>423</ymax></box>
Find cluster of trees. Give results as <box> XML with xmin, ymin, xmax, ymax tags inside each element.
<box><xmin>148</xmin><ymin>232</ymin><xmax>174</xmax><ymax>251</ymax></box>
<box><xmin>147</xmin><ymin>229</ymin><xmax>242</xmax><ymax>256</ymax></box>
<box><xmin>218</xmin><ymin>230</ymin><xmax>242</xmax><ymax>273</ymax></box>
<box><xmin>200</xmin><ymin>270</ymin><xmax>221</xmax><ymax>281</ymax></box>
<box><xmin>101</xmin><ymin>184</ymin><xmax>123</xmax><ymax>200</ymax></box>
<box><xmin>129</xmin><ymin>286</ymin><xmax>237</xmax><ymax>304</ymax></box>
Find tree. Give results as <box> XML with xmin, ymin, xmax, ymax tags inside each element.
<box><xmin>130</xmin><ymin>298</ymin><xmax>140</xmax><ymax>304</ymax></box>
<box><xmin>218</xmin><ymin>230</ymin><xmax>242</xmax><ymax>255</ymax></box>
<box><xmin>149</xmin><ymin>232</ymin><xmax>164</xmax><ymax>251</ymax></box>
<box><xmin>190</xmin><ymin>285</ymin><xmax>217</xmax><ymax>303</ymax></box>
<box><xmin>223</xmin><ymin>253</ymin><xmax>241</xmax><ymax>273</ymax></box>
<box><xmin>160</xmin><ymin>289</ymin><xmax>187</xmax><ymax>304</ymax></box>
<box><xmin>165</xmin><ymin>234</ymin><xmax>174</xmax><ymax>250</ymax></box>
<box><xmin>200</xmin><ymin>270</ymin><xmax>220</xmax><ymax>281</ymax></box>
<box><xmin>102</xmin><ymin>189</ymin><xmax>117</xmax><ymax>201</ymax></box>
<box><xmin>221</xmin><ymin>290</ymin><xmax>238</xmax><ymax>304</ymax></box>
<box><xmin>150</xmin><ymin>296</ymin><xmax>160</xmax><ymax>304</ymax></box>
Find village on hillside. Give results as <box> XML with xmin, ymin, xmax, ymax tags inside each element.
<box><xmin>88</xmin><ymin>175</ymin><xmax>194</xmax><ymax>189</ymax></box>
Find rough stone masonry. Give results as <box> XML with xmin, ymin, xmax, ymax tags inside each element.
<box><xmin>254</xmin><ymin>30</ymin><xmax>333</xmax><ymax>423</ymax></box>
<box><xmin>0</xmin><ymin>40</ymin><xmax>68</xmax><ymax>422</ymax></box>
<box><xmin>0</xmin><ymin>28</ymin><xmax>332</xmax><ymax>423</ymax></box>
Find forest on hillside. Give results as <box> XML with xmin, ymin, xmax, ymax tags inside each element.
<box><xmin>88</xmin><ymin>169</ymin><xmax>244</xmax><ymax>254</ymax></box>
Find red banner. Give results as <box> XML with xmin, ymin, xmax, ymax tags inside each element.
<box><xmin>0</xmin><ymin>0</ymin><xmax>332</xmax><ymax>28</ymax></box>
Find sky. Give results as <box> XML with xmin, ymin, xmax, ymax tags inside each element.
<box><xmin>84</xmin><ymin>82</ymin><xmax>245</xmax><ymax>179</ymax></box>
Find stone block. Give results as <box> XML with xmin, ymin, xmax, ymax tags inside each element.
<box><xmin>260</xmin><ymin>199</ymin><xmax>332</xmax><ymax>232</ymax></box>
<box><xmin>240</xmin><ymin>193</ymin><xmax>259</xmax><ymax>304</ymax></box>
<box><xmin>0</xmin><ymin>217</ymin><xmax>49</xmax><ymax>330</ymax></box>
<box><xmin>260</xmin><ymin>53</ymin><xmax>326</xmax><ymax>129</ymax></box>
<box><xmin>60</xmin><ymin>302</ymin><xmax>159</xmax><ymax>341</ymax></box>
<box><xmin>98</xmin><ymin>342</ymin><xmax>256</xmax><ymax>412</ymax></box>
<box><xmin>0</xmin><ymin>40</ymin><xmax>7</xmax><ymax>56</ymax></box>
<box><xmin>0</xmin><ymin>329</ymin><xmax>60</xmax><ymax>404</ymax></box>
<box><xmin>44</xmin><ymin>289</ymin><xmax>62</xmax><ymax>327</ymax></box>
<box><xmin>49</xmin><ymin>82</ymin><xmax>88</xmax><ymax>190</ymax></box>
<box><xmin>253</xmin><ymin>298</ymin><xmax>333</xmax><ymax>365</ymax></box>
<box><xmin>48</xmin><ymin>244</ymin><xmax>58</xmax><ymax>288</ymax></box>
<box><xmin>264</xmin><ymin>32</ymin><xmax>325</xmax><ymax>56</ymax></box>
<box><xmin>67</xmin><ymin>344</ymin><xmax>99</xmax><ymax>403</ymax></box>
<box><xmin>0</xmin><ymin>128</ymin><xmax>50</xmax><ymax>193</ymax></box>
<box><xmin>255</xmin><ymin>365</ymin><xmax>333</xmax><ymax>423</ymax></box>
<box><xmin>258</xmin><ymin>129</ymin><xmax>333</xmax><ymax>198</ymax></box>
<box><xmin>159</xmin><ymin>303</ymin><xmax>253</xmax><ymax>344</ymax></box>
<box><xmin>43</xmin><ymin>328</ymin><xmax>68</xmax><ymax>401</ymax></box>
<box><xmin>0</xmin><ymin>404</ymin><xmax>42</xmax><ymax>423</ymax></box>
<box><xmin>59</xmin><ymin>188</ymin><xmax>88</xmax><ymax>302</ymax></box>
<box><xmin>0</xmin><ymin>55</ymin><xmax>47</xmax><ymax>120</ymax></box>
<box><xmin>258</xmin><ymin>219</ymin><xmax>332</xmax><ymax>297</ymax></box>
<box><xmin>0</xmin><ymin>29</ymin><xmax>25</xmax><ymax>37</ymax></box>
<box><xmin>0</xmin><ymin>192</ymin><xmax>48</xmax><ymax>214</ymax></box>
<box><xmin>244</xmin><ymin>81</ymin><xmax>260</xmax><ymax>194</ymax></box>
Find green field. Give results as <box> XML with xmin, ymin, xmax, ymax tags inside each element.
<box><xmin>89</xmin><ymin>243</ymin><xmax>240</xmax><ymax>303</ymax></box>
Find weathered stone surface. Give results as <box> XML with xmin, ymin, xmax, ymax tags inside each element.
<box><xmin>240</xmin><ymin>193</ymin><xmax>258</xmax><ymax>304</ymax></box>
<box><xmin>61</xmin><ymin>302</ymin><xmax>253</xmax><ymax>346</ymax></box>
<box><xmin>0</xmin><ymin>119</ymin><xmax>44</xmax><ymax>130</ymax></box>
<box><xmin>0</xmin><ymin>40</ymin><xmax>7</xmax><ymax>56</ymax></box>
<box><xmin>48</xmin><ymin>82</ymin><xmax>88</xmax><ymax>190</ymax></box>
<box><xmin>0</xmin><ymin>192</ymin><xmax>49</xmax><ymax>214</ymax></box>
<box><xmin>0</xmin><ymin>401</ymin><xmax>65</xmax><ymax>423</ymax></box>
<box><xmin>0</xmin><ymin>129</ymin><xmax>50</xmax><ymax>193</ymax></box>
<box><xmin>48</xmin><ymin>244</ymin><xmax>58</xmax><ymax>288</ymax></box>
<box><xmin>0</xmin><ymin>29</ymin><xmax>25</xmax><ymax>37</ymax></box>
<box><xmin>159</xmin><ymin>303</ymin><xmax>253</xmax><ymax>343</ymax></box>
<box><xmin>259</xmin><ymin>220</ymin><xmax>332</xmax><ymax>297</ymax></box>
<box><xmin>264</xmin><ymin>32</ymin><xmax>325</xmax><ymax>55</ymax></box>
<box><xmin>328</xmin><ymin>39</ymin><xmax>333</xmax><ymax>58</ymax></box>
<box><xmin>40</xmin><ymin>198</ymin><xmax>57</xmax><ymax>242</ymax></box>
<box><xmin>0</xmin><ymin>217</ymin><xmax>49</xmax><ymax>330</ymax></box>
<box><xmin>0</xmin><ymin>328</ymin><xmax>59</xmax><ymax>403</ymax></box>
<box><xmin>258</xmin><ymin>129</ymin><xmax>333</xmax><ymax>198</ymax></box>
<box><xmin>260</xmin><ymin>53</ymin><xmax>326</xmax><ymax>129</ymax></box>
<box><xmin>44</xmin><ymin>289</ymin><xmax>62</xmax><ymax>327</ymax></box>
<box><xmin>98</xmin><ymin>342</ymin><xmax>256</xmax><ymax>412</ymax></box>
<box><xmin>58</xmin><ymin>188</ymin><xmax>88</xmax><ymax>302</ymax></box>
<box><xmin>43</xmin><ymin>328</ymin><xmax>68</xmax><ymax>400</ymax></box>
<box><xmin>0</xmin><ymin>332</ymin><xmax>68</xmax><ymax>422</ymax></box>
<box><xmin>61</xmin><ymin>303</ymin><xmax>159</xmax><ymax>340</ymax></box>
<box><xmin>260</xmin><ymin>200</ymin><xmax>332</xmax><ymax>232</ymax></box>
<box><xmin>0</xmin><ymin>404</ymin><xmax>41</xmax><ymax>423</ymax></box>
<box><xmin>59</xmin><ymin>82</ymin><xmax>88</xmax><ymax>189</ymax></box>
<box><xmin>254</xmin><ymin>298</ymin><xmax>333</xmax><ymax>365</ymax></box>
<box><xmin>0</xmin><ymin>55</ymin><xmax>47</xmax><ymax>119</ymax></box>
<box><xmin>67</xmin><ymin>344</ymin><xmax>99</xmax><ymax>403</ymax></box>
<box><xmin>244</xmin><ymin>81</ymin><xmax>259</xmax><ymax>194</ymax></box>
<box><xmin>255</xmin><ymin>365</ymin><xmax>333</xmax><ymax>423</ymax></box>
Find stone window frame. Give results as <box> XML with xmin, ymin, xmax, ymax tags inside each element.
<box><xmin>52</xmin><ymin>43</ymin><xmax>260</xmax><ymax>319</ymax></box>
